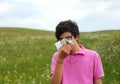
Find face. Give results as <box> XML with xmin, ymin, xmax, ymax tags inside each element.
<box><xmin>59</xmin><ymin>32</ymin><xmax>78</xmax><ymax>44</ymax></box>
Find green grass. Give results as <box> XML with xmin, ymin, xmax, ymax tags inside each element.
<box><xmin>0</xmin><ymin>27</ymin><xmax>120</xmax><ymax>84</ymax></box>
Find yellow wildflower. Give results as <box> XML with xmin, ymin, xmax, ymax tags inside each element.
<box><xmin>14</xmin><ymin>79</ymin><xmax>18</xmax><ymax>84</ymax></box>
<box><xmin>4</xmin><ymin>75</ymin><xmax>9</xmax><ymax>81</ymax></box>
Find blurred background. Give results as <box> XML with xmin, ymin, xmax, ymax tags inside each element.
<box><xmin>0</xmin><ymin>0</ymin><xmax>120</xmax><ymax>31</ymax></box>
<box><xmin>0</xmin><ymin>0</ymin><xmax>120</xmax><ymax>84</ymax></box>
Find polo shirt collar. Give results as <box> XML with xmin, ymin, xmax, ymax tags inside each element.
<box><xmin>71</xmin><ymin>44</ymin><xmax>85</xmax><ymax>55</ymax></box>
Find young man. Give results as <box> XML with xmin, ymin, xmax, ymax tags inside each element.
<box><xmin>51</xmin><ymin>20</ymin><xmax>104</xmax><ymax>84</ymax></box>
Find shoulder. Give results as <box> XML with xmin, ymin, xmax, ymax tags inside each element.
<box><xmin>53</xmin><ymin>52</ymin><xmax>59</xmax><ymax>57</ymax></box>
<box><xmin>52</xmin><ymin>52</ymin><xmax>59</xmax><ymax>61</ymax></box>
<box><xmin>79</xmin><ymin>44</ymin><xmax>100</xmax><ymax>57</ymax></box>
<box><xmin>85</xmin><ymin>48</ymin><xmax>99</xmax><ymax>55</ymax></box>
<box><xmin>84</xmin><ymin>48</ymin><xmax>101</xmax><ymax>62</ymax></box>
<box><xmin>83</xmin><ymin>46</ymin><xmax>100</xmax><ymax>58</ymax></box>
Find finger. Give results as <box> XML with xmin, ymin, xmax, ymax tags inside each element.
<box><xmin>58</xmin><ymin>44</ymin><xmax>67</xmax><ymax>52</ymax></box>
<box><xmin>59</xmin><ymin>43</ymin><xmax>72</xmax><ymax>54</ymax></box>
<box><xmin>64</xmin><ymin>44</ymin><xmax>72</xmax><ymax>52</ymax></box>
<box><xmin>66</xmin><ymin>43</ymin><xmax>73</xmax><ymax>49</ymax></box>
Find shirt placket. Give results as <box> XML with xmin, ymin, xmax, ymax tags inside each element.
<box><xmin>69</xmin><ymin>55</ymin><xmax>75</xmax><ymax>64</ymax></box>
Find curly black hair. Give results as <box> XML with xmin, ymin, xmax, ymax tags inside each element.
<box><xmin>55</xmin><ymin>20</ymin><xmax>80</xmax><ymax>41</ymax></box>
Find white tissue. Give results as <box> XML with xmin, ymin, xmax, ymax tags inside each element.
<box><xmin>55</xmin><ymin>38</ymin><xmax>73</xmax><ymax>50</ymax></box>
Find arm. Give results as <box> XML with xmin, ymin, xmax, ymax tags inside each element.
<box><xmin>51</xmin><ymin>43</ymin><xmax>73</xmax><ymax>84</ymax></box>
<box><xmin>94</xmin><ymin>78</ymin><xmax>102</xmax><ymax>84</ymax></box>
<box><xmin>51</xmin><ymin>59</ymin><xmax>63</xmax><ymax>84</ymax></box>
<box><xmin>93</xmin><ymin>52</ymin><xmax>104</xmax><ymax>84</ymax></box>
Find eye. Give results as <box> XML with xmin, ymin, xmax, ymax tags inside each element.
<box><xmin>59</xmin><ymin>38</ymin><xmax>63</xmax><ymax>41</ymax></box>
<box><xmin>59</xmin><ymin>35</ymin><xmax>72</xmax><ymax>41</ymax></box>
<box><xmin>65</xmin><ymin>36</ymin><xmax>72</xmax><ymax>40</ymax></box>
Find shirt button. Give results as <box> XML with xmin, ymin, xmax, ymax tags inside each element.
<box><xmin>70</xmin><ymin>56</ymin><xmax>74</xmax><ymax>63</ymax></box>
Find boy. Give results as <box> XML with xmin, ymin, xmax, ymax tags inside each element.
<box><xmin>51</xmin><ymin>20</ymin><xmax>104</xmax><ymax>84</ymax></box>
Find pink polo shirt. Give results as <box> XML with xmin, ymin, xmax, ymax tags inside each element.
<box><xmin>51</xmin><ymin>45</ymin><xmax>104</xmax><ymax>84</ymax></box>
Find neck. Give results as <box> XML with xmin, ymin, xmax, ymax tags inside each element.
<box><xmin>71</xmin><ymin>44</ymin><xmax>80</xmax><ymax>54</ymax></box>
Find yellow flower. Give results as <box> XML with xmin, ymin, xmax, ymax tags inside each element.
<box><xmin>4</xmin><ymin>75</ymin><xmax>9</xmax><ymax>81</ymax></box>
<box><xmin>14</xmin><ymin>79</ymin><xmax>18</xmax><ymax>84</ymax></box>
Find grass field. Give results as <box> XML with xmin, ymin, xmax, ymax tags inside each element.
<box><xmin>0</xmin><ymin>28</ymin><xmax>120</xmax><ymax>84</ymax></box>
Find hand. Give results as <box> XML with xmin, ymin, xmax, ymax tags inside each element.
<box><xmin>57</xmin><ymin>43</ymin><xmax>74</xmax><ymax>62</ymax></box>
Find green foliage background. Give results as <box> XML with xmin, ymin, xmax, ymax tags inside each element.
<box><xmin>0</xmin><ymin>28</ymin><xmax>120</xmax><ymax>84</ymax></box>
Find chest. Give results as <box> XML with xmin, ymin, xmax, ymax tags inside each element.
<box><xmin>63</xmin><ymin>55</ymin><xmax>94</xmax><ymax>74</ymax></box>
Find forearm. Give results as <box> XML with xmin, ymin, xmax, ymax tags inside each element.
<box><xmin>94</xmin><ymin>78</ymin><xmax>102</xmax><ymax>84</ymax></box>
<box><xmin>51</xmin><ymin>43</ymin><xmax>72</xmax><ymax>84</ymax></box>
<box><xmin>51</xmin><ymin>62</ymin><xmax>63</xmax><ymax>84</ymax></box>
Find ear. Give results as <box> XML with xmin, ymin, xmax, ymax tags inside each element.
<box><xmin>75</xmin><ymin>35</ymin><xmax>79</xmax><ymax>41</ymax></box>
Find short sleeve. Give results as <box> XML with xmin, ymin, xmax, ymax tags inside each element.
<box><xmin>51</xmin><ymin>52</ymin><xmax>59</xmax><ymax>75</ymax></box>
<box><xmin>93</xmin><ymin>52</ymin><xmax>105</xmax><ymax>79</ymax></box>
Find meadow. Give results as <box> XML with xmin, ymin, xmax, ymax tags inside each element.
<box><xmin>0</xmin><ymin>28</ymin><xmax>120</xmax><ymax>84</ymax></box>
